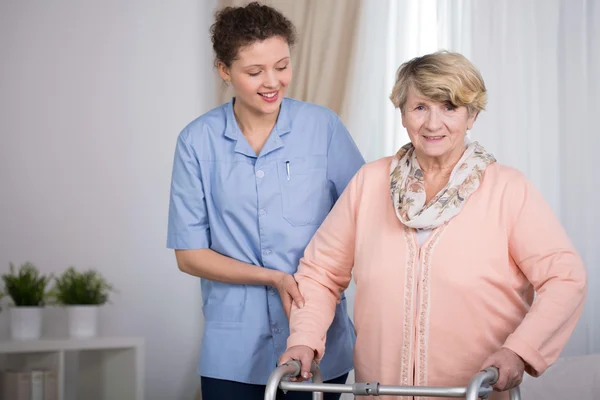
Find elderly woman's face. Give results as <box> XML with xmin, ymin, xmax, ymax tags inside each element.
<box><xmin>402</xmin><ymin>87</ymin><xmax>477</xmax><ymax>161</ymax></box>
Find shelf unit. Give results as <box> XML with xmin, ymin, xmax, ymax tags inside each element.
<box><xmin>0</xmin><ymin>337</ymin><xmax>144</xmax><ymax>400</ymax></box>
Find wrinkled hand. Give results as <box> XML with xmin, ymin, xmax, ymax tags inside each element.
<box><xmin>481</xmin><ymin>347</ymin><xmax>525</xmax><ymax>391</ymax></box>
<box><xmin>272</xmin><ymin>272</ymin><xmax>305</xmax><ymax>319</ymax></box>
<box><xmin>278</xmin><ymin>345</ymin><xmax>316</xmax><ymax>382</ymax></box>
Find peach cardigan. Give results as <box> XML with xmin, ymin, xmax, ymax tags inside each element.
<box><xmin>287</xmin><ymin>157</ymin><xmax>587</xmax><ymax>400</ymax></box>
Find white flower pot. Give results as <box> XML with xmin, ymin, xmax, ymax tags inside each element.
<box><xmin>67</xmin><ymin>305</ymin><xmax>99</xmax><ymax>338</ymax></box>
<box><xmin>9</xmin><ymin>306</ymin><xmax>43</xmax><ymax>340</ymax></box>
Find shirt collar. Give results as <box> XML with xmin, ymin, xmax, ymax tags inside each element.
<box><xmin>224</xmin><ymin>97</ymin><xmax>291</xmax><ymax>141</ymax></box>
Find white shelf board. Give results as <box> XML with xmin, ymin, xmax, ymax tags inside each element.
<box><xmin>0</xmin><ymin>336</ymin><xmax>144</xmax><ymax>354</ymax></box>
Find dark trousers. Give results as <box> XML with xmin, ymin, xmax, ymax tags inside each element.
<box><xmin>200</xmin><ymin>372</ymin><xmax>349</xmax><ymax>400</ymax></box>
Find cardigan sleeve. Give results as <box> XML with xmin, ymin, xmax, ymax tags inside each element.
<box><xmin>286</xmin><ymin>166</ymin><xmax>363</xmax><ymax>361</ymax></box>
<box><xmin>502</xmin><ymin>173</ymin><xmax>587</xmax><ymax>376</ymax></box>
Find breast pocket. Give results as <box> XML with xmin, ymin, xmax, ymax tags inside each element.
<box><xmin>277</xmin><ymin>156</ymin><xmax>332</xmax><ymax>227</ymax></box>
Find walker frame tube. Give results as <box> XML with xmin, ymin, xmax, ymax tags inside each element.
<box><xmin>264</xmin><ymin>361</ymin><xmax>522</xmax><ymax>400</ymax></box>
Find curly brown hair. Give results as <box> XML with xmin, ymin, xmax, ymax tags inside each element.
<box><xmin>210</xmin><ymin>2</ymin><xmax>297</xmax><ymax>68</ymax></box>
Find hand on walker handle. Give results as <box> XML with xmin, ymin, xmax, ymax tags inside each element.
<box><xmin>480</xmin><ymin>347</ymin><xmax>525</xmax><ymax>392</ymax></box>
<box><xmin>271</xmin><ymin>271</ymin><xmax>305</xmax><ymax>319</ymax></box>
<box><xmin>278</xmin><ymin>345</ymin><xmax>316</xmax><ymax>382</ymax></box>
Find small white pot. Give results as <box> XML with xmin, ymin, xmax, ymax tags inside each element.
<box><xmin>9</xmin><ymin>306</ymin><xmax>43</xmax><ymax>340</ymax></box>
<box><xmin>67</xmin><ymin>305</ymin><xmax>99</xmax><ymax>338</ymax></box>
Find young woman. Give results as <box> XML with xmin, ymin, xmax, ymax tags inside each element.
<box><xmin>166</xmin><ymin>3</ymin><xmax>364</xmax><ymax>399</ymax></box>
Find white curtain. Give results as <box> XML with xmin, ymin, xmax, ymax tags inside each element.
<box><xmin>467</xmin><ymin>0</ymin><xmax>563</xmax><ymax>214</ymax></box>
<box><xmin>343</xmin><ymin>0</ymin><xmax>439</xmax><ymax>163</ymax></box>
<box><xmin>345</xmin><ymin>0</ymin><xmax>599</xmax><ymax>357</ymax></box>
<box><xmin>555</xmin><ymin>0</ymin><xmax>599</xmax><ymax>356</ymax></box>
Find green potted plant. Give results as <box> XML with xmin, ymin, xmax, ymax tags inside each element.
<box><xmin>52</xmin><ymin>267</ymin><xmax>114</xmax><ymax>338</ymax></box>
<box><xmin>1</xmin><ymin>262</ymin><xmax>52</xmax><ymax>340</ymax></box>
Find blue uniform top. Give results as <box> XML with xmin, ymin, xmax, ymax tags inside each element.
<box><xmin>167</xmin><ymin>97</ymin><xmax>365</xmax><ymax>384</ymax></box>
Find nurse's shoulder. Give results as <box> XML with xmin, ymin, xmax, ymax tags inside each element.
<box><xmin>176</xmin><ymin>102</ymin><xmax>231</xmax><ymax>150</ymax></box>
<box><xmin>284</xmin><ymin>98</ymin><xmax>342</xmax><ymax>136</ymax></box>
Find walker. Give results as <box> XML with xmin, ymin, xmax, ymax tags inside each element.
<box><xmin>265</xmin><ymin>360</ymin><xmax>521</xmax><ymax>399</ymax></box>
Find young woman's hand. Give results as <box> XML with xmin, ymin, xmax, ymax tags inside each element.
<box><xmin>278</xmin><ymin>345</ymin><xmax>316</xmax><ymax>381</ymax></box>
<box><xmin>271</xmin><ymin>271</ymin><xmax>305</xmax><ymax>319</ymax></box>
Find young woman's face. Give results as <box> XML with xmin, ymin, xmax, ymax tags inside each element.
<box><xmin>219</xmin><ymin>36</ymin><xmax>292</xmax><ymax>117</ymax></box>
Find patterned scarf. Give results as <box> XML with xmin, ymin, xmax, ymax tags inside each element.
<box><xmin>390</xmin><ymin>140</ymin><xmax>496</xmax><ymax>230</ymax></box>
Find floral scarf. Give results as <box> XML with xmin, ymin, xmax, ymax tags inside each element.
<box><xmin>390</xmin><ymin>140</ymin><xmax>496</xmax><ymax>230</ymax></box>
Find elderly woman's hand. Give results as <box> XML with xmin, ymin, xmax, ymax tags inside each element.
<box><xmin>480</xmin><ymin>347</ymin><xmax>525</xmax><ymax>391</ymax></box>
<box><xmin>278</xmin><ymin>345</ymin><xmax>316</xmax><ymax>382</ymax></box>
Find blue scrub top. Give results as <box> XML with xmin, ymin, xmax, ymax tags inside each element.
<box><xmin>167</xmin><ymin>97</ymin><xmax>365</xmax><ymax>384</ymax></box>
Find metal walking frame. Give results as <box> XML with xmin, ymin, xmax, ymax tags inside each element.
<box><xmin>265</xmin><ymin>360</ymin><xmax>522</xmax><ymax>400</ymax></box>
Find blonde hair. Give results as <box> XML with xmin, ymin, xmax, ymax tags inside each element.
<box><xmin>389</xmin><ymin>51</ymin><xmax>487</xmax><ymax>116</ymax></box>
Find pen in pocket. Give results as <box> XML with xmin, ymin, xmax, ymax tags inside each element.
<box><xmin>285</xmin><ymin>161</ymin><xmax>291</xmax><ymax>181</ymax></box>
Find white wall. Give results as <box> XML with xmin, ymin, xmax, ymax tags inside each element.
<box><xmin>0</xmin><ymin>1</ymin><xmax>218</xmax><ymax>399</ymax></box>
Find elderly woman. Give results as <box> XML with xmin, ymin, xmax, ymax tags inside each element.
<box><xmin>278</xmin><ymin>51</ymin><xmax>587</xmax><ymax>399</ymax></box>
